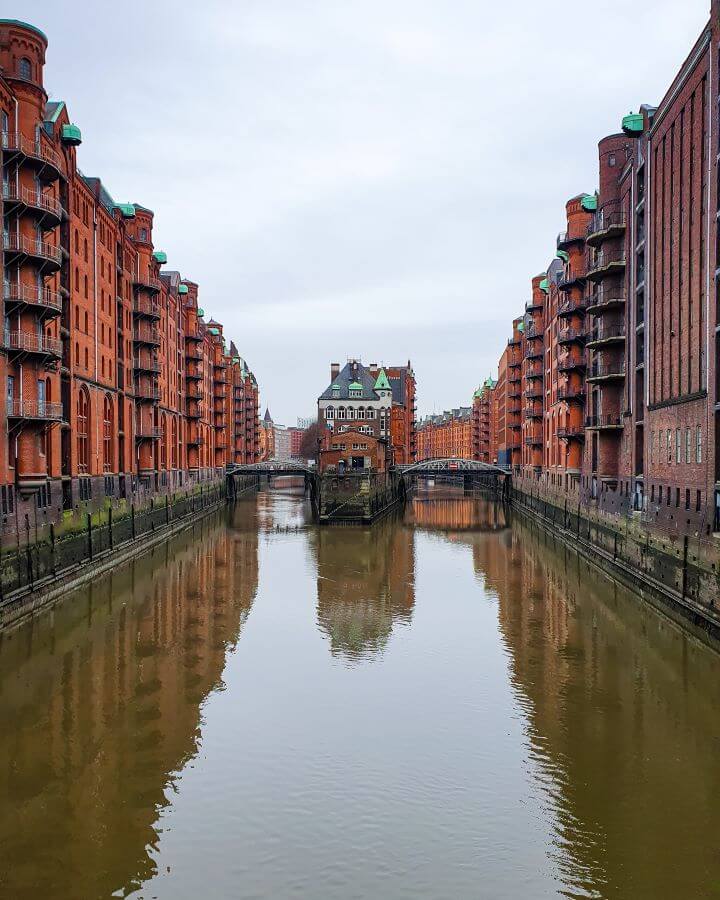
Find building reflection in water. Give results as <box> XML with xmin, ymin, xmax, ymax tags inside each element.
<box><xmin>406</xmin><ymin>485</ymin><xmax>508</xmax><ymax>533</ymax></box>
<box><xmin>309</xmin><ymin>514</ymin><xmax>415</xmax><ymax>663</ymax></box>
<box><xmin>0</xmin><ymin>509</ymin><xmax>258</xmax><ymax>900</ymax></box>
<box><xmin>473</xmin><ymin>514</ymin><xmax>720</xmax><ymax>900</ymax></box>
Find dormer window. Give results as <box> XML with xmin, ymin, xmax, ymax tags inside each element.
<box><xmin>350</xmin><ymin>389</ymin><xmax>362</xmax><ymax>398</ymax></box>
<box><xmin>18</xmin><ymin>58</ymin><xmax>32</xmax><ymax>80</ymax></box>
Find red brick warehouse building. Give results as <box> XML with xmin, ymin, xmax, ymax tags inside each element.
<box><xmin>0</xmin><ymin>19</ymin><xmax>260</xmax><ymax>536</ymax></box>
<box><xmin>479</xmin><ymin>0</ymin><xmax>720</xmax><ymax>540</ymax></box>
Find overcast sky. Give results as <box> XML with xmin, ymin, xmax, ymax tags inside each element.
<box><xmin>24</xmin><ymin>0</ymin><xmax>708</xmax><ymax>423</ymax></box>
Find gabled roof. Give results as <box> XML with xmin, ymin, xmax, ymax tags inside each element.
<box><xmin>318</xmin><ymin>361</ymin><xmax>379</xmax><ymax>401</ymax></box>
<box><xmin>374</xmin><ymin>368</ymin><xmax>391</xmax><ymax>390</ymax></box>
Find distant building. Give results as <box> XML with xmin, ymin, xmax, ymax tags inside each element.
<box><xmin>297</xmin><ymin>417</ymin><xmax>315</xmax><ymax>430</ymax></box>
<box><xmin>289</xmin><ymin>427</ymin><xmax>305</xmax><ymax>459</ymax></box>
<box><xmin>273</xmin><ymin>424</ymin><xmax>291</xmax><ymax>460</ymax></box>
<box><xmin>417</xmin><ymin>408</ymin><xmax>472</xmax><ymax>461</ymax></box>
<box><xmin>259</xmin><ymin>408</ymin><xmax>275</xmax><ymax>462</ymax></box>
<box><xmin>472</xmin><ymin>377</ymin><xmax>497</xmax><ymax>464</ymax></box>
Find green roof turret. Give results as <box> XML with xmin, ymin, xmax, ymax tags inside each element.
<box><xmin>114</xmin><ymin>202</ymin><xmax>135</xmax><ymax>219</ymax></box>
<box><xmin>374</xmin><ymin>368</ymin><xmax>391</xmax><ymax>391</ymax></box>
<box><xmin>622</xmin><ymin>112</ymin><xmax>644</xmax><ymax>136</ymax></box>
<box><xmin>581</xmin><ymin>194</ymin><xmax>598</xmax><ymax>212</ymax></box>
<box><xmin>178</xmin><ymin>283</ymin><xmax>189</xmax><ymax>295</ymax></box>
<box><xmin>61</xmin><ymin>123</ymin><xmax>82</xmax><ymax>146</ymax></box>
<box><xmin>152</xmin><ymin>250</ymin><xmax>167</xmax><ymax>264</ymax></box>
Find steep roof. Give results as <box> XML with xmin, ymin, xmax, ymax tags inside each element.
<box><xmin>264</xmin><ymin>408</ymin><xmax>273</xmax><ymax>423</ymax></box>
<box><xmin>318</xmin><ymin>360</ymin><xmax>379</xmax><ymax>401</ymax></box>
<box><xmin>374</xmin><ymin>368</ymin><xmax>391</xmax><ymax>390</ymax></box>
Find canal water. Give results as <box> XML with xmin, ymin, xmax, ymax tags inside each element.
<box><xmin>1</xmin><ymin>485</ymin><xmax>719</xmax><ymax>899</ymax></box>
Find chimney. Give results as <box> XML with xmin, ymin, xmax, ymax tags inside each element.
<box><xmin>331</xmin><ymin>362</ymin><xmax>340</xmax><ymax>381</ymax></box>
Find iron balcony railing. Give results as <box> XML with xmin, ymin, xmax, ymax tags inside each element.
<box><xmin>133</xmin><ymin>356</ymin><xmax>161</xmax><ymax>373</ymax></box>
<box><xmin>586</xmin><ymin>210</ymin><xmax>626</xmax><ymax>242</ymax></box>
<box><xmin>557</xmin><ymin>296</ymin><xmax>587</xmax><ymax>317</ymax></box>
<box><xmin>2</xmin><ymin>233</ymin><xmax>63</xmax><ymax>265</ymax></box>
<box><xmin>135</xmin><ymin>425</ymin><xmax>162</xmax><ymax>439</ymax></box>
<box><xmin>557</xmin><ymin>266</ymin><xmax>586</xmax><ymax>290</ymax></box>
<box><xmin>3</xmin><ymin>281</ymin><xmax>62</xmax><ymax>312</ymax></box>
<box><xmin>1</xmin><ymin>132</ymin><xmax>62</xmax><ymax>173</ymax></box>
<box><xmin>2</xmin><ymin>184</ymin><xmax>64</xmax><ymax>220</ymax></box>
<box><xmin>558</xmin><ymin>386</ymin><xmax>585</xmax><ymax>402</ymax></box>
<box><xmin>4</xmin><ymin>330</ymin><xmax>62</xmax><ymax>356</ymax></box>
<box><xmin>524</xmin><ymin>435</ymin><xmax>543</xmax><ymax>446</ymax></box>
<box><xmin>133</xmin><ymin>326</ymin><xmax>161</xmax><ymax>345</ymax></box>
<box><xmin>586</xmin><ymin>286</ymin><xmax>626</xmax><ymax>312</ymax></box>
<box><xmin>587</xmin><ymin>249</ymin><xmax>626</xmax><ymax>277</ymax></box>
<box><xmin>557</xmin><ymin>353</ymin><xmax>586</xmax><ymax>372</ymax></box>
<box><xmin>557</xmin><ymin>425</ymin><xmax>585</xmax><ymax>440</ymax></box>
<box><xmin>585</xmin><ymin>414</ymin><xmax>623</xmax><ymax>428</ymax></box>
<box><xmin>135</xmin><ymin>384</ymin><xmax>161</xmax><ymax>401</ymax></box>
<box><xmin>133</xmin><ymin>295</ymin><xmax>161</xmax><ymax>318</ymax></box>
<box><xmin>586</xmin><ymin>361</ymin><xmax>626</xmax><ymax>380</ymax></box>
<box><xmin>586</xmin><ymin>323</ymin><xmax>626</xmax><ymax>344</ymax></box>
<box><xmin>7</xmin><ymin>398</ymin><xmax>63</xmax><ymax>420</ymax></box>
<box><xmin>557</xmin><ymin>229</ymin><xmax>584</xmax><ymax>250</ymax></box>
<box><xmin>133</xmin><ymin>274</ymin><xmax>161</xmax><ymax>293</ymax></box>
<box><xmin>558</xmin><ymin>327</ymin><xmax>586</xmax><ymax>344</ymax></box>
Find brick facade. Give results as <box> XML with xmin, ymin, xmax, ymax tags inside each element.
<box><xmin>417</xmin><ymin>407</ymin><xmax>472</xmax><ymax>460</ymax></box>
<box><xmin>0</xmin><ymin>20</ymin><xmax>260</xmax><ymax>538</ymax></box>
<box><xmin>478</xmin><ymin>4</ymin><xmax>720</xmax><ymax>541</ymax></box>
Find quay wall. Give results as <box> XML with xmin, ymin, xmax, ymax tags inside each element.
<box><xmin>511</xmin><ymin>476</ymin><xmax>720</xmax><ymax>645</ymax></box>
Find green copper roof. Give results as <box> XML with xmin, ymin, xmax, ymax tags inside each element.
<box><xmin>47</xmin><ymin>101</ymin><xmax>66</xmax><ymax>123</ymax></box>
<box><xmin>539</xmin><ymin>278</ymin><xmax>549</xmax><ymax>293</ymax></box>
<box><xmin>484</xmin><ymin>376</ymin><xmax>496</xmax><ymax>388</ymax></box>
<box><xmin>197</xmin><ymin>307</ymin><xmax>205</xmax><ymax>316</ymax></box>
<box><xmin>581</xmin><ymin>194</ymin><xmax>597</xmax><ymax>212</ymax></box>
<box><xmin>0</xmin><ymin>20</ymin><xmax>48</xmax><ymax>42</ymax></box>
<box><xmin>332</xmin><ymin>383</ymin><xmax>340</xmax><ymax>390</ymax></box>
<box><xmin>556</xmin><ymin>248</ymin><xmax>569</xmax><ymax>263</ymax></box>
<box><xmin>152</xmin><ymin>250</ymin><xmax>167</xmax><ymax>264</ymax></box>
<box><xmin>178</xmin><ymin>283</ymin><xmax>189</xmax><ymax>295</ymax></box>
<box><xmin>114</xmin><ymin>202</ymin><xmax>135</xmax><ymax>219</ymax></box>
<box><xmin>348</xmin><ymin>381</ymin><xmax>363</xmax><ymax>391</ymax></box>
<box><xmin>61</xmin><ymin>123</ymin><xmax>81</xmax><ymax>145</ymax></box>
<box><xmin>622</xmin><ymin>112</ymin><xmax>644</xmax><ymax>135</ymax></box>
<box><xmin>374</xmin><ymin>368</ymin><xmax>391</xmax><ymax>391</ymax></box>
<box><xmin>208</xmin><ymin>327</ymin><xmax>220</xmax><ymax>336</ymax></box>
<box><xmin>517</xmin><ymin>321</ymin><xmax>525</xmax><ymax>334</ymax></box>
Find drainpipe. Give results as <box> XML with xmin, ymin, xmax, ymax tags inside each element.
<box><xmin>93</xmin><ymin>204</ymin><xmax>99</xmax><ymax>471</ymax></box>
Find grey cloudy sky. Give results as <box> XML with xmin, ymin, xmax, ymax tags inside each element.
<box><xmin>24</xmin><ymin>0</ymin><xmax>708</xmax><ymax>423</ymax></box>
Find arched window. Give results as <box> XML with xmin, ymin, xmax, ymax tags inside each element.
<box><xmin>103</xmin><ymin>395</ymin><xmax>113</xmax><ymax>472</ymax></box>
<box><xmin>325</xmin><ymin>406</ymin><xmax>334</xmax><ymax>419</ymax></box>
<box><xmin>366</xmin><ymin>408</ymin><xmax>374</xmax><ymax>419</ymax></box>
<box><xmin>357</xmin><ymin>407</ymin><xmax>365</xmax><ymax>419</ymax></box>
<box><xmin>337</xmin><ymin>406</ymin><xmax>346</xmax><ymax>420</ymax></box>
<box><xmin>172</xmin><ymin>417</ymin><xmax>178</xmax><ymax>468</ymax></box>
<box><xmin>77</xmin><ymin>387</ymin><xmax>90</xmax><ymax>474</ymax></box>
<box><xmin>160</xmin><ymin>414</ymin><xmax>167</xmax><ymax>469</ymax></box>
<box><xmin>18</xmin><ymin>57</ymin><xmax>31</xmax><ymax>80</ymax></box>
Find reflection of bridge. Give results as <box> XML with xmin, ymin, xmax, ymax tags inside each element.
<box><xmin>227</xmin><ymin>461</ymin><xmax>315</xmax><ymax>478</ymax></box>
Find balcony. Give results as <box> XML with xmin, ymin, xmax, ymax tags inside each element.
<box><xmin>508</xmin><ymin>336</ymin><xmax>522</xmax><ymax>347</ymax></box>
<box><xmin>133</xmin><ymin>296</ymin><xmax>161</xmax><ymax>320</ymax></box>
<box><xmin>133</xmin><ymin>326</ymin><xmax>161</xmax><ymax>346</ymax></box>
<box><xmin>524</xmin><ymin>405</ymin><xmax>543</xmax><ymax>420</ymax></box>
<box><xmin>186</xmin><ymin>365</ymin><xmax>203</xmax><ymax>381</ymax></box>
<box><xmin>525</xmin><ymin>346</ymin><xmax>543</xmax><ymax>361</ymax></box>
<box><xmin>525</xmin><ymin>324</ymin><xmax>543</xmax><ymax>340</ymax></box>
<box><xmin>586</xmin><ymin>323</ymin><xmax>626</xmax><ymax>348</ymax></box>
<box><xmin>557</xmin><ymin>353</ymin><xmax>586</xmax><ymax>373</ymax></box>
<box><xmin>135</xmin><ymin>383</ymin><xmax>160</xmax><ymax>402</ymax></box>
<box><xmin>524</xmin><ymin>435</ymin><xmax>543</xmax><ymax>447</ymax></box>
<box><xmin>557</xmin><ymin>230</ymin><xmax>584</xmax><ymax>251</ymax></box>
<box><xmin>187</xmin><ymin>387</ymin><xmax>203</xmax><ymax>400</ymax></box>
<box><xmin>133</xmin><ymin>274</ymin><xmax>161</xmax><ymax>294</ymax></box>
<box><xmin>586</xmin><ymin>211</ymin><xmax>626</xmax><ymax>247</ymax></box>
<box><xmin>214</xmin><ymin>358</ymin><xmax>229</xmax><ymax>369</ymax></box>
<box><xmin>2</xmin><ymin>184</ymin><xmax>65</xmax><ymax>227</ymax></box>
<box><xmin>133</xmin><ymin>356</ymin><xmax>161</xmax><ymax>374</ymax></box>
<box><xmin>557</xmin><ymin>296</ymin><xmax>587</xmax><ymax>318</ymax></box>
<box><xmin>557</xmin><ymin>424</ymin><xmax>585</xmax><ymax>441</ymax></box>
<box><xmin>1</xmin><ymin>132</ymin><xmax>63</xmax><ymax>181</ymax></box>
<box><xmin>2</xmin><ymin>233</ymin><xmax>63</xmax><ymax>271</ymax></box>
<box><xmin>586</xmin><ymin>362</ymin><xmax>625</xmax><ymax>382</ymax></box>
<box><xmin>558</xmin><ymin>327</ymin><xmax>586</xmax><ymax>345</ymax></box>
<box><xmin>524</xmin><ymin>387</ymin><xmax>543</xmax><ymax>400</ymax></box>
<box><xmin>7</xmin><ymin>398</ymin><xmax>64</xmax><ymax>421</ymax></box>
<box><xmin>3</xmin><ymin>282</ymin><xmax>62</xmax><ymax>316</ymax></box>
<box><xmin>557</xmin><ymin>266</ymin><xmax>586</xmax><ymax>292</ymax></box>
<box><xmin>135</xmin><ymin>425</ymin><xmax>162</xmax><ymax>440</ymax></box>
<box><xmin>587</xmin><ymin>249</ymin><xmax>626</xmax><ymax>282</ymax></box>
<box><xmin>509</xmin><ymin>373</ymin><xmax>521</xmax><ymax>385</ymax></box>
<box><xmin>586</xmin><ymin>287</ymin><xmax>625</xmax><ymax>314</ymax></box>
<box><xmin>525</xmin><ymin>363</ymin><xmax>543</xmax><ymax>380</ymax></box>
<box><xmin>185</xmin><ymin>330</ymin><xmax>203</xmax><ymax>343</ymax></box>
<box><xmin>4</xmin><ymin>330</ymin><xmax>62</xmax><ymax>359</ymax></box>
<box><xmin>526</xmin><ymin>298</ymin><xmax>543</xmax><ymax>313</ymax></box>
<box><xmin>186</xmin><ymin>347</ymin><xmax>203</xmax><ymax>361</ymax></box>
<box><xmin>585</xmin><ymin>414</ymin><xmax>623</xmax><ymax>430</ymax></box>
<box><xmin>187</xmin><ymin>435</ymin><xmax>205</xmax><ymax>446</ymax></box>
<box><xmin>558</xmin><ymin>386</ymin><xmax>585</xmax><ymax>403</ymax></box>
<box><xmin>186</xmin><ymin>403</ymin><xmax>202</xmax><ymax>420</ymax></box>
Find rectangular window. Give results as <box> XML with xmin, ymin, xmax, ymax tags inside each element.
<box><xmin>667</xmin><ymin>430</ymin><xmax>672</xmax><ymax>463</ymax></box>
<box><xmin>686</xmin><ymin>489</ymin><xmax>691</xmax><ymax>510</ymax></box>
<box><xmin>697</xmin><ymin>489</ymin><xmax>702</xmax><ymax>511</ymax></box>
<box><xmin>650</xmin><ymin>431</ymin><xmax>654</xmax><ymax>464</ymax></box>
<box><xmin>696</xmin><ymin>426</ymin><xmax>702</xmax><ymax>463</ymax></box>
<box><xmin>685</xmin><ymin>427</ymin><xmax>691</xmax><ymax>464</ymax></box>
<box><xmin>675</xmin><ymin>428</ymin><xmax>681</xmax><ymax>463</ymax></box>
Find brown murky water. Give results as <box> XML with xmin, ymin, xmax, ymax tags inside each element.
<box><xmin>1</xmin><ymin>485</ymin><xmax>719</xmax><ymax>899</ymax></box>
